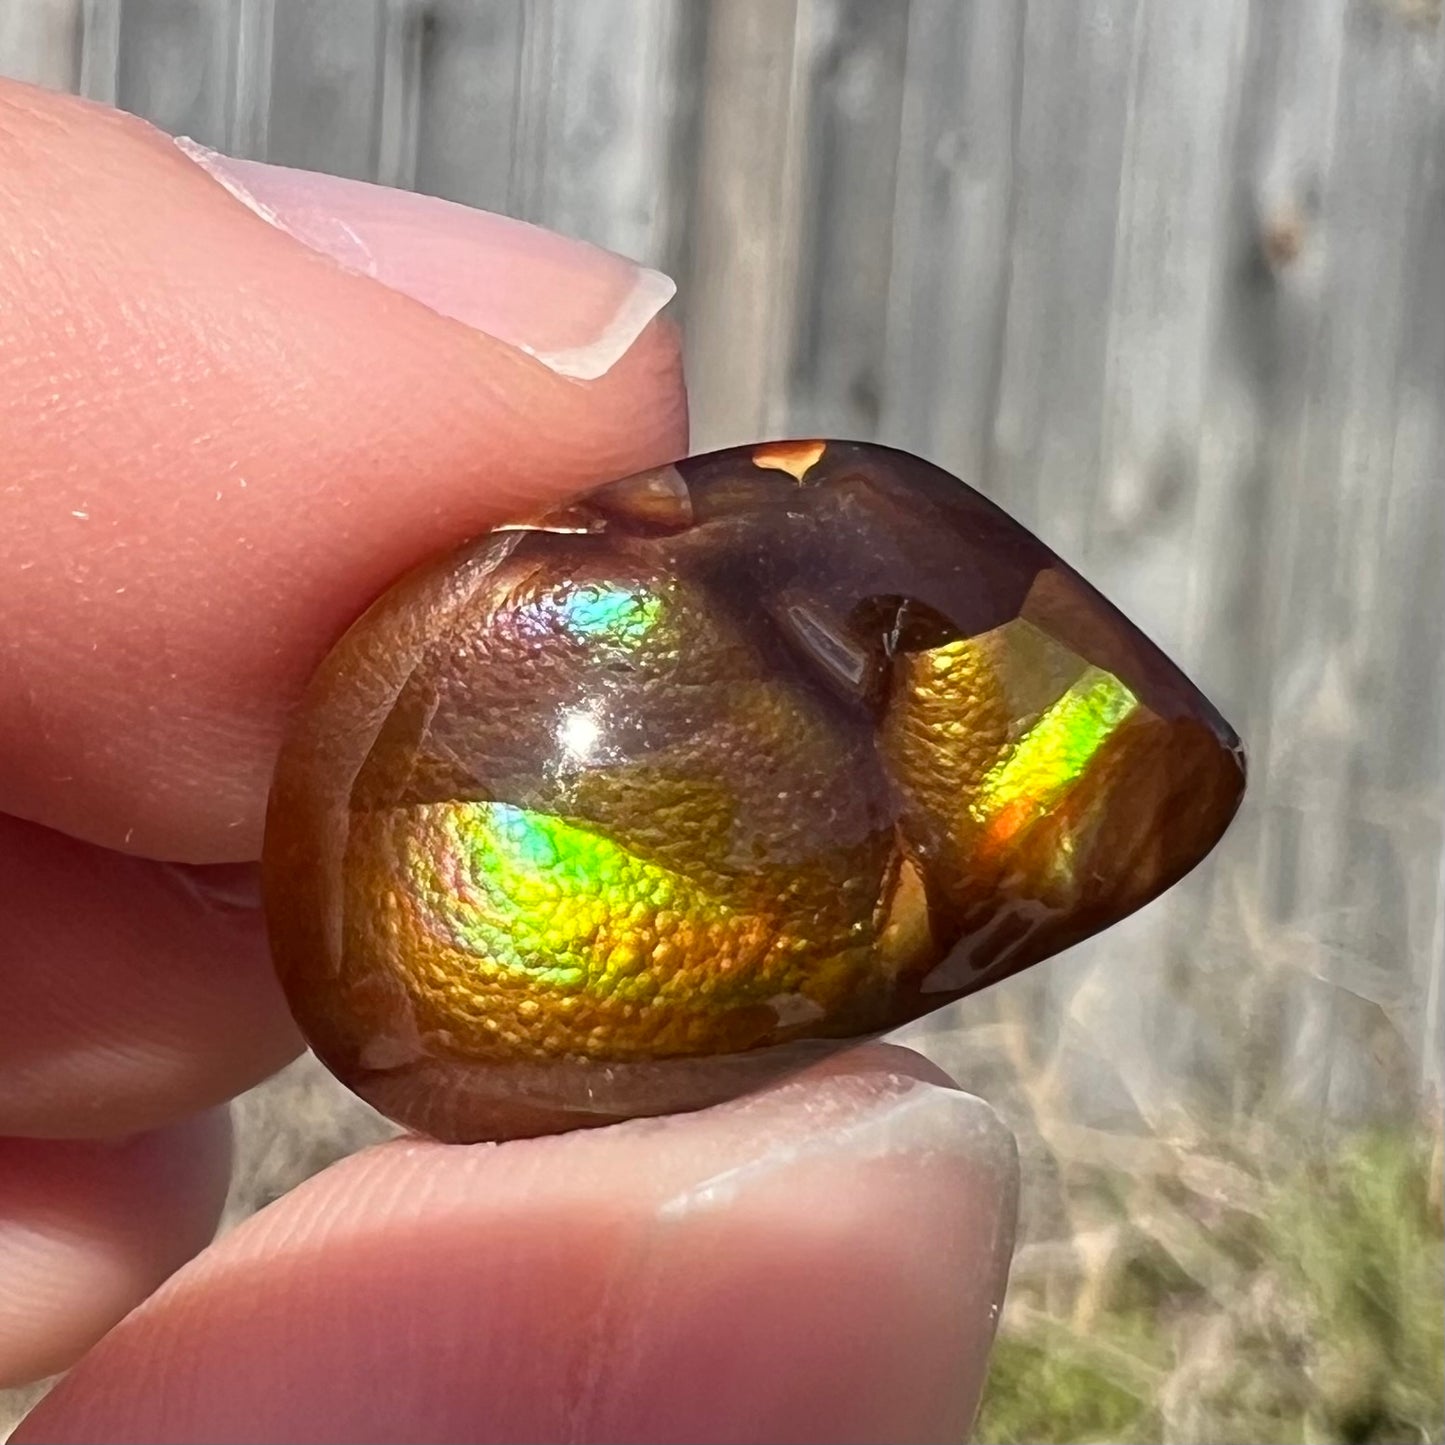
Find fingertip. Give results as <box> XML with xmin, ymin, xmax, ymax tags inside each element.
<box><xmin>0</xmin><ymin>815</ymin><xmax>302</xmax><ymax>1139</ymax></box>
<box><xmin>0</xmin><ymin>1110</ymin><xmax>232</xmax><ymax>1391</ymax></box>
<box><xmin>0</xmin><ymin>79</ymin><xmax>688</xmax><ymax>862</ymax></box>
<box><xmin>18</xmin><ymin>1049</ymin><xmax>1015</xmax><ymax>1444</ymax></box>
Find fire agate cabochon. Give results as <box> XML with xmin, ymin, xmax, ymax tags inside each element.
<box><xmin>263</xmin><ymin>441</ymin><xmax>1244</xmax><ymax>1141</ymax></box>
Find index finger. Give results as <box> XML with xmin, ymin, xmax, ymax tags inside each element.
<box><xmin>0</xmin><ymin>80</ymin><xmax>686</xmax><ymax>863</ymax></box>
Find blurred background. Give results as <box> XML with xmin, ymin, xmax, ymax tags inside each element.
<box><xmin>2</xmin><ymin>1</ymin><xmax>1442</xmax><ymax>1440</ymax></box>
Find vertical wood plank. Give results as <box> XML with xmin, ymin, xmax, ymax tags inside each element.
<box><xmin>784</xmin><ymin>0</ymin><xmax>910</xmax><ymax>442</ymax></box>
<box><xmin>1171</xmin><ymin>0</ymin><xmax>1357</xmax><ymax>1120</ymax></box>
<box><xmin>505</xmin><ymin>0</ymin><xmax>703</xmax><ymax>276</ymax></box>
<box><xmin>880</xmin><ymin>0</ymin><xmax>1024</xmax><ymax>486</ymax></box>
<box><xmin>411</xmin><ymin>0</ymin><xmax>527</xmax><ymax>212</ymax></box>
<box><xmin>991</xmin><ymin>0</ymin><xmax>1142</xmax><ymax>538</ymax></box>
<box><xmin>266</xmin><ymin>0</ymin><xmax>387</xmax><ymax>179</ymax></box>
<box><xmin>77</xmin><ymin>0</ymin><xmax>121</xmax><ymax>104</ymax></box>
<box><xmin>374</xmin><ymin>0</ymin><xmax>423</xmax><ymax>189</ymax></box>
<box><xmin>111</xmin><ymin>0</ymin><xmax>239</xmax><ymax>143</ymax></box>
<box><xmin>1397</xmin><ymin>14</ymin><xmax>1445</xmax><ymax>1101</ymax></box>
<box><xmin>1091</xmin><ymin>0</ymin><xmax>1252</xmax><ymax>650</ymax></box>
<box><xmin>227</xmin><ymin>0</ymin><xmax>274</xmax><ymax>158</ymax></box>
<box><xmin>0</xmin><ymin>0</ymin><xmax>82</xmax><ymax>89</ymax></box>
<box><xmin>1244</xmin><ymin>0</ymin><xmax>1445</xmax><ymax>1116</ymax></box>
<box><xmin>682</xmin><ymin>0</ymin><xmax>808</xmax><ymax>448</ymax></box>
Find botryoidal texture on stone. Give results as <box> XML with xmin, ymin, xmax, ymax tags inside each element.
<box><xmin>263</xmin><ymin>441</ymin><xmax>1245</xmax><ymax>1141</ymax></box>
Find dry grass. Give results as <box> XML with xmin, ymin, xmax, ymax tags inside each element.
<box><xmin>974</xmin><ymin>1117</ymin><xmax>1444</xmax><ymax>1444</ymax></box>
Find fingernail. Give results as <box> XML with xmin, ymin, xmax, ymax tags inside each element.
<box><xmin>174</xmin><ymin>138</ymin><xmax>675</xmax><ymax>381</ymax></box>
<box><xmin>658</xmin><ymin>1071</ymin><xmax>1018</xmax><ymax>1221</ymax></box>
<box><xmin>612</xmin><ymin>1069</ymin><xmax>1020</xmax><ymax>1444</ymax></box>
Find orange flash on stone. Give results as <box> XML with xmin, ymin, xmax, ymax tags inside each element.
<box><xmin>752</xmin><ymin>439</ymin><xmax>827</xmax><ymax>481</ymax></box>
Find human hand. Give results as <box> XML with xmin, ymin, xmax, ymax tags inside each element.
<box><xmin>0</xmin><ymin>79</ymin><xmax>1017</xmax><ymax>1444</ymax></box>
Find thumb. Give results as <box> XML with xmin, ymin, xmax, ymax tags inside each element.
<box><xmin>15</xmin><ymin>1048</ymin><xmax>1017</xmax><ymax>1445</ymax></box>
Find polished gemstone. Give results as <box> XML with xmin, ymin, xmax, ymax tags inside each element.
<box><xmin>263</xmin><ymin>441</ymin><xmax>1245</xmax><ymax>1141</ymax></box>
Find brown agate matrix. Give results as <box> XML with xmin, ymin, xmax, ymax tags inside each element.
<box><xmin>263</xmin><ymin>440</ymin><xmax>1245</xmax><ymax>1141</ymax></box>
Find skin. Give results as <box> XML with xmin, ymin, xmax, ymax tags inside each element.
<box><xmin>0</xmin><ymin>79</ymin><xmax>1017</xmax><ymax>1443</ymax></box>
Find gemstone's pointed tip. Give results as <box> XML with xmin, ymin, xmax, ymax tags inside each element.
<box><xmin>1199</xmin><ymin>690</ymin><xmax>1246</xmax><ymax>767</ymax></box>
<box><xmin>1171</xmin><ymin>714</ymin><xmax>1249</xmax><ymax>889</ymax></box>
<box><xmin>1203</xmin><ymin>705</ymin><xmax>1248</xmax><ymax>816</ymax></box>
<box><xmin>1229</xmin><ymin>735</ymin><xmax>1248</xmax><ymax>787</ymax></box>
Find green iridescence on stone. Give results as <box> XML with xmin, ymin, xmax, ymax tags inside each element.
<box><xmin>971</xmin><ymin>667</ymin><xmax>1139</xmax><ymax>842</ymax></box>
<box><xmin>406</xmin><ymin>801</ymin><xmax>755</xmax><ymax>1002</ymax></box>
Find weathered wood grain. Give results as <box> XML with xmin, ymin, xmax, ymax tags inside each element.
<box><xmin>0</xmin><ymin>0</ymin><xmax>81</xmax><ymax>90</ymax></box>
<box><xmin>683</xmin><ymin>0</ymin><xmax>808</xmax><ymax>445</ymax></box>
<box><xmin>880</xmin><ymin>0</ymin><xmax>1024</xmax><ymax>488</ymax></box>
